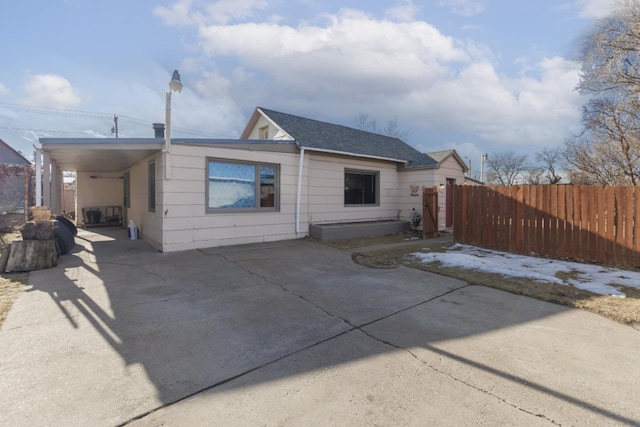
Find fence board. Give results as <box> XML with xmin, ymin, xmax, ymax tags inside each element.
<box><xmin>548</xmin><ymin>185</ymin><xmax>558</xmax><ymax>257</ymax></box>
<box><xmin>635</xmin><ymin>185</ymin><xmax>640</xmax><ymax>259</ymax></box>
<box><xmin>625</xmin><ymin>186</ymin><xmax>635</xmax><ymax>266</ymax></box>
<box><xmin>584</xmin><ymin>186</ymin><xmax>595</xmax><ymax>262</ymax></box>
<box><xmin>535</xmin><ymin>185</ymin><xmax>544</xmax><ymax>255</ymax></box>
<box><xmin>514</xmin><ymin>186</ymin><xmax>523</xmax><ymax>253</ymax></box>
<box><xmin>454</xmin><ymin>185</ymin><xmax>640</xmax><ymax>268</ymax></box>
<box><xmin>578</xmin><ymin>187</ymin><xmax>600</xmax><ymax>261</ymax></box>
<box><xmin>556</xmin><ymin>185</ymin><xmax>566</xmax><ymax>259</ymax></box>
<box><xmin>571</xmin><ymin>187</ymin><xmax>582</xmax><ymax>258</ymax></box>
<box><xmin>614</xmin><ymin>186</ymin><xmax>625</xmax><ymax>264</ymax></box>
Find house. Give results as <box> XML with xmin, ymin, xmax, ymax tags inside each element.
<box><xmin>0</xmin><ymin>139</ymin><xmax>33</xmax><ymax>220</ymax></box>
<box><xmin>38</xmin><ymin>107</ymin><xmax>467</xmax><ymax>252</ymax></box>
<box><xmin>424</xmin><ymin>150</ymin><xmax>472</xmax><ymax>228</ymax></box>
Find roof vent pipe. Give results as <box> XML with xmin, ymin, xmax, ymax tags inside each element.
<box><xmin>153</xmin><ymin>123</ymin><xmax>165</xmax><ymax>139</ymax></box>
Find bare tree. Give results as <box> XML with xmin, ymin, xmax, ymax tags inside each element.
<box><xmin>564</xmin><ymin>99</ymin><xmax>640</xmax><ymax>184</ymax></box>
<box><xmin>524</xmin><ymin>166</ymin><xmax>544</xmax><ymax>185</ymax></box>
<box><xmin>578</xmin><ymin>0</ymin><xmax>640</xmax><ymax>96</ymax></box>
<box><xmin>566</xmin><ymin>0</ymin><xmax>640</xmax><ymax>184</ymax></box>
<box><xmin>486</xmin><ymin>150</ymin><xmax>528</xmax><ymax>185</ymax></box>
<box><xmin>354</xmin><ymin>113</ymin><xmax>408</xmax><ymax>139</ymax></box>
<box><xmin>354</xmin><ymin>113</ymin><xmax>377</xmax><ymax>133</ymax></box>
<box><xmin>535</xmin><ymin>147</ymin><xmax>563</xmax><ymax>184</ymax></box>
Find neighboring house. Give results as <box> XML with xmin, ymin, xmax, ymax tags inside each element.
<box><xmin>38</xmin><ymin>107</ymin><xmax>467</xmax><ymax>252</ymax></box>
<box><xmin>0</xmin><ymin>139</ymin><xmax>33</xmax><ymax>215</ymax></box>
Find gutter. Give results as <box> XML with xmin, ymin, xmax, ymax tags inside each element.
<box><xmin>302</xmin><ymin>146</ymin><xmax>408</xmax><ymax>164</ymax></box>
<box><xmin>295</xmin><ymin>147</ymin><xmax>305</xmax><ymax>234</ymax></box>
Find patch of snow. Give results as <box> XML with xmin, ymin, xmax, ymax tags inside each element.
<box><xmin>410</xmin><ymin>244</ymin><xmax>640</xmax><ymax>298</ymax></box>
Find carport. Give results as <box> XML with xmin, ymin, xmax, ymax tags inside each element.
<box><xmin>37</xmin><ymin>138</ymin><xmax>163</xmax><ymax>227</ymax></box>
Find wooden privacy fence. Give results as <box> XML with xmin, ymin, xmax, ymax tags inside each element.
<box><xmin>422</xmin><ymin>186</ymin><xmax>438</xmax><ymax>239</ymax></box>
<box><xmin>453</xmin><ymin>185</ymin><xmax>640</xmax><ymax>268</ymax></box>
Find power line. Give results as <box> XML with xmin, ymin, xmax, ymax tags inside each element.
<box><xmin>0</xmin><ymin>101</ymin><xmax>238</xmax><ymax>139</ymax></box>
<box><xmin>0</xmin><ymin>102</ymin><xmax>113</xmax><ymax>120</ymax></box>
<box><xmin>0</xmin><ymin>126</ymin><xmax>103</xmax><ymax>135</ymax></box>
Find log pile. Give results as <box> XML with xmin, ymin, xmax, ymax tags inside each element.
<box><xmin>1</xmin><ymin>208</ymin><xmax>58</xmax><ymax>273</ymax></box>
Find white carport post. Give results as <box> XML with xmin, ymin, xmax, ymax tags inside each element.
<box><xmin>42</xmin><ymin>150</ymin><xmax>51</xmax><ymax>208</ymax></box>
<box><xmin>50</xmin><ymin>163</ymin><xmax>62</xmax><ymax>214</ymax></box>
<box><xmin>34</xmin><ymin>146</ymin><xmax>42</xmax><ymax>206</ymax></box>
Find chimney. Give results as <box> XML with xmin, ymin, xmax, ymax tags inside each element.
<box><xmin>153</xmin><ymin>123</ymin><xmax>165</xmax><ymax>139</ymax></box>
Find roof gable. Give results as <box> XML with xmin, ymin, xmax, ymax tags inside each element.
<box><xmin>426</xmin><ymin>149</ymin><xmax>468</xmax><ymax>172</ymax></box>
<box><xmin>257</xmin><ymin>108</ymin><xmax>437</xmax><ymax>166</ymax></box>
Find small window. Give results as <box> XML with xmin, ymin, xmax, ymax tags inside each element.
<box><xmin>148</xmin><ymin>160</ymin><xmax>156</xmax><ymax>212</ymax></box>
<box><xmin>207</xmin><ymin>159</ymin><xmax>279</xmax><ymax>212</ymax></box>
<box><xmin>123</xmin><ymin>171</ymin><xmax>130</xmax><ymax>208</ymax></box>
<box><xmin>259</xmin><ymin>125</ymin><xmax>269</xmax><ymax>139</ymax></box>
<box><xmin>344</xmin><ymin>170</ymin><xmax>379</xmax><ymax>206</ymax></box>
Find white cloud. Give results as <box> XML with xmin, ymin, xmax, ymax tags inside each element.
<box><xmin>22</xmin><ymin>74</ymin><xmax>82</xmax><ymax>108</ymax></box>
<box><xmin>413</xmin><ymin>56</ymin><xmax>582</xmax><ymax>148</ymax></box>
<box><xmin>0</xmin><ymin>82</ymin><xmax>8</xmax><ymax>95</ymax></box>
<box><xmin>158</xmin><ymin>4</ymin><xmax>583</xmax><ymax>156</ymax></box>
<box><xmin>575</xmin><ymin>0</ymin><xmax>616</xmax><ymax>18</ymax></box>
<box><xmin>386</xmin><ymin>0</ymin><xmax>420</xmax><ymax>22</ymax></box>
<box><xmin>438</xmin><ymin>0</ymin><xmax>485</xmax><ymax>17</ymax></box>
<box><xmin>204</xmin><ymin>0</ymin><xmax>268</xmax><ymax>24</ymax></box>
<box><xmin>198</xmin><ymin>9</ymin><xmax>468</xmax><ymax>76</ymax></box>
<box><xmin>154</xmin><ymin>0</ymin><xmax>201</xmax><ymax>26</ymax></box>
<box><xmin>155</xmin><ymin>0</ymin><xmax>268</xmax><ymax>26</ymax></box>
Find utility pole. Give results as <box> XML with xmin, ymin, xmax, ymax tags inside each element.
<box><xmin>480</xmin><ymin>153</ymin><xmax>488</xmax><ymax>182</ymax></box>
<box><xmin>111</xmin><ymin>114</ymin><xmax>119</xmax><ymax>138</ymax></box>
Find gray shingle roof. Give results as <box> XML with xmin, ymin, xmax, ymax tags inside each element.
<box><xmin>0</xmin><ymin>139</ymin><xmax>31</xmax><ymax>165</ymax></box>
<box><xmin>259</xmin><ymin>108</ymin><xmax>436</xmax><ymax>167</ymax></box>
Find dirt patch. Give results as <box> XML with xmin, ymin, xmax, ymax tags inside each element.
<box><xmin>316</xmin><ymin>230</ymin><xmax>423</xmax><ymax>250</ymax></box>
<box><xmin>0</xmin><ymin>232</ymin><xmax>27</xmax><ymax>328</ymax></box>
<box><xmin>0</xmin><ymin>274</ymin><xmax>27</xmax><ymax>328</ymax></box>
<box><xmin>330</xmin><ymin>234</ymin><xmax>640</xmax><ymax>327</ymax></box>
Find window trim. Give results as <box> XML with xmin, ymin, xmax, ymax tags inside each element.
<box><xmin>148</xmin><ymin>160</ymin><xmax>156</xmax><ymax>212</ymax></box>
<box><xmin>344</xmin><ymin>169</ymin><xmax>380</xmax><ymax>207</ymax></box>
<box><xmin>206</xmin><ymin>158</ymin><xmax>280</xmax><ymax>214</ymax></box>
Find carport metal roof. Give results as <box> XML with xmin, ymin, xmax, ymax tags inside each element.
<box><xmin>40</xmin><ymin>138</ymin><xmax>163</xmax><ymax>173</ymax></box>
<box><xmin>39</xmin><ymin>138</ymin><xmax>298</xmax><ymax>173</ymax></box>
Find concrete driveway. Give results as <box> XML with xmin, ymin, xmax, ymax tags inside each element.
<box><xmin>1</xmin><ymin>229</ymin><xmax>639</xmax><ymax>426</ymax></box>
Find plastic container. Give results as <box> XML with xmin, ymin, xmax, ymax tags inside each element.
<box><xmin>127</xmin><ymin>220</ymin><xmax>138</xmax><ymax>240</ymax></box>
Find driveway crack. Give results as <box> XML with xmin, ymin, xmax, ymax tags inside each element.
<box><xmin>356</xmin><ymin>327</ymin><xmax>561</xmax><ymax>425</ymax></box>
<box><xmin>215</xmin><ymin>253</ymin><xmax>358</xmax><ymax>328</ymax></box>
<box><xmin>121</xmin><ymin>255</ymin><xmax>555</xmax><ymax>426</ymax></box>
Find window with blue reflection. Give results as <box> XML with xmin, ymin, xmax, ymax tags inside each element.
<box><xmin>207</xmin><ymin>160</ymin><xmax>279</xmax><ymax>212</ymax></box>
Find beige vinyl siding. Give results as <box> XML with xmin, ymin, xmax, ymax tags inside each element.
<box><xmin>245</xmin><ymin>115</ymin><xmax>290</xmax><ymax>140</ymax></box>
<box><xmin>127</xmin><ymin>153</ymin><xmax>163</xmax><ymax>249</ymax></box>
<box><xmin>306</xmin><ymin>152</ymin><xmax>401</xmax><ymax>224</ymax></box>
<box><xmin>396</xmin><ymin>155</ymin><xmax>467</xmax><ymax>231</ymax></box>
<box><xmin>396</xmin><ymin>169</ymin><xmax>431</xmax><ymax>226</ymax></box>
<box><xmin>77</xmin><ymin>172</ymin><xmax>122</xmax><ymax>210</ymax></box>
<box><xmin>76</xmin><ymin>171</ymin><xmax>123</xmax><ymax>226</ymax></box>
<box><xmin>159</xmin><ymin>144</ymin><xmax>308</xmax><ymax>252</ymax></box>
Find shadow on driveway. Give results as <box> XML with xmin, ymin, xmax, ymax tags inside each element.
<box><xmin>1</xmin><ymin>228</ymin><xmax>639</xmax><ymax>426</ymax></box>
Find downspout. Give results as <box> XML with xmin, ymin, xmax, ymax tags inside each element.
<box><xmin>295</xmin><ymin>147</ymin><xmax>305</xmax><ymax>234</ymax></box>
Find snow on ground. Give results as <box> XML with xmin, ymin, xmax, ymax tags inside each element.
<box><xmin>410</xmin><ymin>244</ymin><xmax>640</xmax><ymax>298</ymax></box>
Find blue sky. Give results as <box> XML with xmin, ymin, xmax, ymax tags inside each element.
<box><xmin>0</xmin><ymin>0</ymin><xmax>616</xmax><ymax>176</ymax></box>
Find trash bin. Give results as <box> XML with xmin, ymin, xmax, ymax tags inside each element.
<box><xmin>86</xmin><ymin>210</ymin><xmax>101</xmax><ymax>225</ymax></box>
